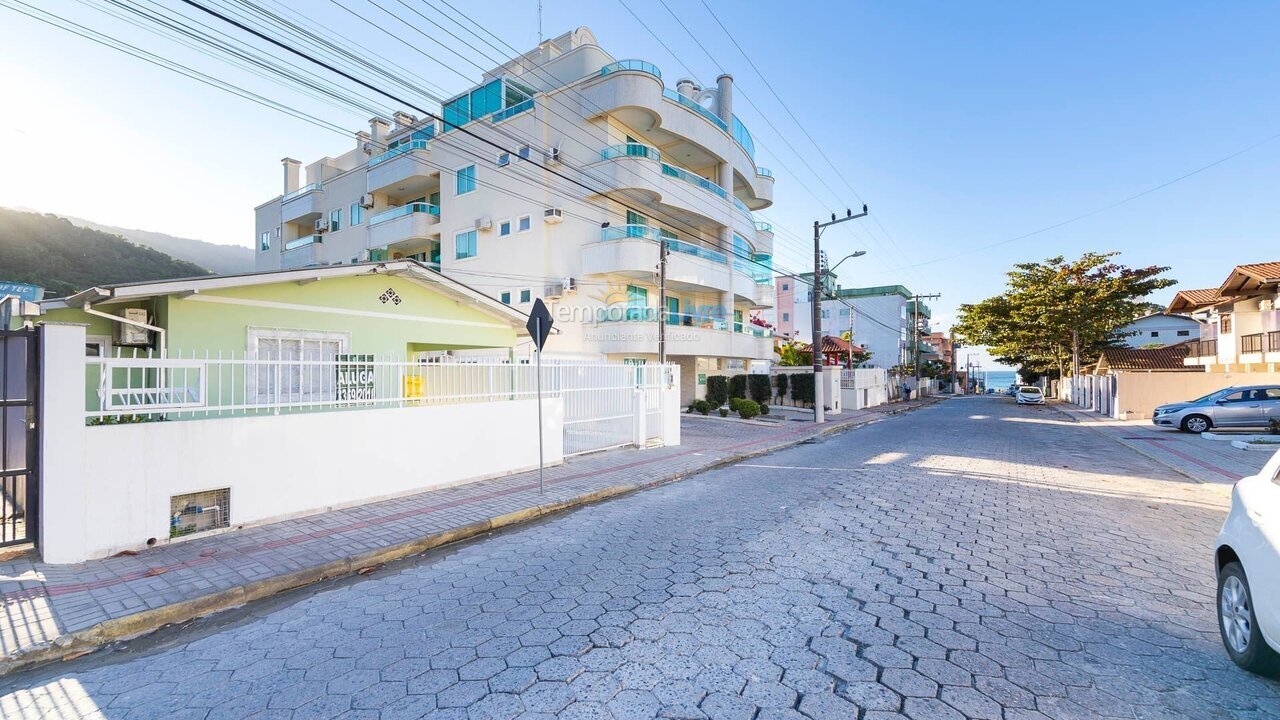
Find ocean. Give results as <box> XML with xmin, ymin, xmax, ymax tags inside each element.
<box><xmin>982</xmin><ymin>370</ymin><xmax>1019</xmax><ymax>390</ymax></box>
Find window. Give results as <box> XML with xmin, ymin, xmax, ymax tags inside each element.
<box><xmin>666</xmin><ymin>296</ymin><xmax>680</xmax><ymax>325</ymax></box>
<box><xmin>626</xmin><ymin>209</ymin><xmax>647</xmax><ymax>237</ymax></box>
<box><xmin>497</xmin><ymin>152</ymin><xmax>511</xmax><ymax>167</ymax></box>
<box><xmin>1177</xmin><ymin>330</ymin><xmax>1190</xmax><ymax>336</ymax></box>
<box><xmin>329</xmin><ymin>208</ymin><xmax>342</xmax><ymax>231</ymax></box>
<box><xmin>499</xmin><ymin>220</ymin><xmax>512</xmax><ymax>236</ymax></box>
<box><xmin>350</xmin><ymin>203</ymin><xmax>364</xmax><ymax>225</ymax></box>
<box><xmin>500</xmin><ymin>291</ymin><xmax>511</xmax><ymax>304</ymax></box>
<box><xmin>455</xmin><ymin>229</ymin><xmax>477</xmax><ymax>259</ymax></box>
<box><xmin>1221</xmin><ymin>314</ymin><xmax>1233</xmax><ymax>333</ymax></box>
<box><xmin>518</xmin><ymin>215</ymin><xmax>532</xmax><ymax>232</ymax></box>
<box><xmin>821</xmin><ymin>309</ymin><xmax>830</xmax><ymax>319</ymax></box>
<box><xmin>782</xmin><ymin>283</ymin><xmax>789</xmax><ymax>291</ymax></box>
<box><xmin>626</xmin><ymin>285</ymin><xmax>647</xmax><ymax>320</ymax></box>
<box><xmin>839</xmin><ymin>308</ymin><xmax>850</xmax><ymax>317</ymax></box>
<box><xmin>456</xmin><ymin>164</ymin><xmax>477</xmax><ymax>195</ymax></box>
<box><xmin>518</xmin><ymin>145</ymin><xmax>531</xmax><ymax>160</ymax></box>
<box><xmin>86</xmin><ymin>336</ymin><xmax>110</xmax><ymax>358</ymax></box>
<box><xmin>520</xmin><ymin>289</ymin><xmax>531</xmax><ymax>303</ymax></box>
<box><xmin>259</xmin><ymin>231</ymin><xmax>271</xmax><ymax>252</ymax></box>
<box><xmin>248</xmin><ymin>329</ymin><xmax>347</xmax><ymax>404</ymax></box>
<box><xmin>1151</xmin><ymin>331</ymin><xmax>1159</xmax><ymax>337</ymax></box>
<box><xmin>782</xmin><ymin>313</ymin><xmax>790</xmax><ymax>322</ymax></box>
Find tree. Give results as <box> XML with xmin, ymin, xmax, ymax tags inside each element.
<box><xmin>954</xmin><ymin>252</ymin><xmax>1174</xmax><ymax>379</ymax></box>
<box><xmin>775</xmin><ymin>341</ymin><xmax>807</xmax><ymax>367</ymax></box>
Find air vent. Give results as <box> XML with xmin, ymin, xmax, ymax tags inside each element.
<box><xmin>170</xmin><ymin>488</ymin><xmax>230</xmax><ymax>539</ymax></box>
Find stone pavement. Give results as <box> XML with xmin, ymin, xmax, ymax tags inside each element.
<box><xmin>0</xmin><ymin>399</ymin><xmax>935</xmax><ymax>675</ymax></box>
<box><xmin>1052</xmin><ymin>402</ymin><xmax>1272</xmax><ymax>484</ymax></box>
<box><xmin>3</xmin><ymin>395</ymin><xmax>1275</xmax><ymax>719</ymax></box>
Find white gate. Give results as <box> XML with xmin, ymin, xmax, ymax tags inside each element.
<box><xmin>556</xmin><ymin>363</ymin><xmax>670</xmax><ymax>456</ymax></box>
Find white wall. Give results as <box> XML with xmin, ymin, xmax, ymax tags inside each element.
<box><xmin>841</xmin><ymin>368</ymin><xmax>890</xmax><ymax>410</ymax></box>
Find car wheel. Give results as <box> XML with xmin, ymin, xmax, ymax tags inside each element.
<box><xmin>1218</xmin><ymin>562</ymin><xmax>1280</xmax><ymax>676</ymax></box>
<box><xmin>1181</xmin><ymin>414</ymin><xmax>1211</xmax><ymax>433</ymax></box>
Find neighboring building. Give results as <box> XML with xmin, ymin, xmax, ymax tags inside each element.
<box><xmin>253</xmin><ymin>27</ymin><xmax>776</xmax><ymax>400</ymax></box>
<box><xmin>1172</xmin><ymin>263</ymin><xmax>1280</xmax><ymax>370</ymax></box>
<box><xmin>923</xmin><ymin>332</ymin><xmax>954</xmax><ymax>367</ymax></box>
<box><xmin>771</xmin><ymin>280</ymin><xmax>919</xmax><ymax>369</ymax></box>
<box><xmin>1114</xmin><ymin>313</ymin><xmax>1201</xmax><ymax>348</ymax></box>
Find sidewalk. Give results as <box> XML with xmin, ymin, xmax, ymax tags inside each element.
<box><xmin>1053</xmin><ymin>402</ymin><xmax>1271</xmax><ymax>483</ymax></box>
<box><xmin>0</xmin><ymin>397</ymin><xmax>939</xmax><ymax>675</ymax></box>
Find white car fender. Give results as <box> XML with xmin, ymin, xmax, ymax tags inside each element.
<box><xmin>1218</xmin><ymin>448</ymin><xmax>1280</xmax><ymax>650</ymax></box>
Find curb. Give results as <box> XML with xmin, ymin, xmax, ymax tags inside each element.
<box><xmin>1050</xmin><ymin>404</ymin><xmax>1205</xmax><ymax>484</ymax></box>
<box><xmin>0</xmin><ymin>399</ymin><xmax>941</xmax><ymax>676</ymax></box>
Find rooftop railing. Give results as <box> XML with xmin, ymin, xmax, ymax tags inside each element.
<box><xmin>368</xmin><ymin>140</ymin><xmax>429</xmax><ymax>168</ymax></box>
<box><xmin>754</xmin><ymin>221</ymin><xmax>773</xmax><ymax>233</ymax></box>
<box><xmin>601</xmin><ymin>59</ymin><xmax>662</xmax><ymax>79</ymax></box>
<box><xmin>756</xmin><ymin>167</ymin><xmax>773</xmax><ymax>178</ymax></box>
<box><xmin>491</xmin><ymin>98</ymin><xmax>534</xmax><ymax>123</ymax></box>
<box><xmin>661</xmin><ymin>89</ymin><xmax>729</xmax><ymax>132</ymax></box>
<box><xmin>281</xmin><ymin>183</ymin><xmax>322</xmax><ymax>202</ymax></box>
<box><xmin>600</xmin><ymin>142</ymin><xmax>661</xmax><ymax>162</ymax></box>
<box><xmin>369</xmin><ymin>202</ymin><xmax>441</xmax><ymax>226</ymax></box>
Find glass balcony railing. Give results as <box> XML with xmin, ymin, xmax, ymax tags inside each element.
<box><xmin>281</xmin><ymin>183</ymin><xmax>321</xmax><ymax>202</ymax></box>
<box><xmin>600</xmin><ymin>143</ymin><xmax>661</xmax><ymax>162</ymax></box>
<box><xmin>754</xmin><ymin>221</ymin><xmax>773</xmax><ymax>233</ymax></box>
<box><xmin>369</xmin><ymin>202</ymin><xmax>441</xmax><ymax>226</ymax></box>
<box><xmin>661</xmin><ymin>163</ymin><xmax>727</xmax><ymax>200</ymax></box>
<box><xmin>661</xmin><ymin>89</ymin><xmax>729</xmax><ymax>132</ymax></box>
<box><xmin>732</xmin><ymin>115</ymin><xmax>755</xmax><ymax>160</ymax></box>
<box><xmin>602</xmin><ymin>311</ymin><xmax>772</xmax><ymax>337</ymax></box>
<box><xmin>283</xmin><ymin>234</ymin><xmax>322</xmax><ymax>251</ymax></box>
<box><xmin>491</xmin><ymin>98</ymin><xmax>534</xmax><ymax>123</ymax></box>
<box><xmin>368</xmin><ymin>140</ymin><xmax>429</xmax><ymax>168</ymax></box>
<box><xmin>599</xmin><ymin>225</ymin><xmax>729</xmax><ymax>264</ymax></box>
<box><xmin>600</xmin><ymin>59</ymin><xmax>662</xmax><ymax>79</ymax></box>
<box><xmin>756</xmin><ymin>166</ymin><xmax>773</xmax><ymax>178</ymax></box>
<box><xmin>732</xmin><ymin>196</ymin><xmax>753</xmax><ymax>220</ymax></box>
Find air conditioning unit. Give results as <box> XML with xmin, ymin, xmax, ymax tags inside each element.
<box><xmin>563</xmin><ymin>277</ymin><xmax>578</xmax><ymax>294</ymax></box>
<box><xmin>543</xmin><ymin>207</ymin><xmax>564</xmax><ymax>224</ymax></box>
<box><xmin>475</xmin><ymin>216</ymin><xmax>493</xmax><ymax>231</ymax></box>
<box><xmin>314</xmin><ymin>218</ymin><xmax>330</xmax><ymax>233</ymax></box>
<box><xmin>115</xmin><ymin>307</ymin><xmax>152</xmax><ymax>346</ymax></box>
<box><xmin>359</xmin><ymin>193</ymin><xmax>374</xmax><ymax>208</ymax></box>
<box><xmin>545</xmin><ymin>282</ymin><xmax>565</xmax><ymax>299</ymax></box>
<box><xmin>545</xmin><ymin>144</ymin><xmax>562</xmax><ymax>165</ymax></box>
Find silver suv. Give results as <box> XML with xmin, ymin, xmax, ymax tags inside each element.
<box><xmin>1152</xmin><ymin>386</ymin><xmax>1280</xmax><ymax>433</ymax></box>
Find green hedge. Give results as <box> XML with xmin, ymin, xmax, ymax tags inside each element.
<box><xmin>791</xmin><ymin>373</ymin><xmax>815</xmax><ymax>407</ymax></box>
<box><xmin>775</xmin><ymin>373</ymin><xmax>789</xmax><ymax>401</ymax></box>
<box><xmin>748</xmin><ymin>375</ymin><xmax>771</xmax><ymax>404</ymax></box>
<box><xmin>728</xmin><ymin>374</ymin><xmax>747</xmax><ymax>400</ymax></box>
<box><xmin>706</xmin><ymin>376</ymin><xmax>728</xmax><ymax>407</ymax></box>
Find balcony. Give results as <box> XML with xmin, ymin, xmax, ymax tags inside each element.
<box><xmin>756</xmin><ymin>167</ymin><xmax>774</xmax><ymax>179</ymax></box>
<box><xmin>368</xmin><ymin>203</ymin><xmax>440</xmax><ymax>250</ymax></box>
<box><xmin>280</xmin><ymin>183</ymin><xmax>323</xmax><ymax>223</ymax></box>
<box><xmin>1183</xmin><ymin>339</ymin><xmax>1218</xmax><ymax>365</ymax></box>
<box><xmin>367</xmin><ymin>141</ymin><xmax>435</xmax><ymax>194</ymax></box>
<box><xmin>280</xmin><ymin>235</ymin><xmax>321</xmax><ymax>270</ymax></box>
<box><xmin>583</xmin><ymin>227</ymin><xmax>732</xmax><ymax>294</ymax></box>
<box><xmin>601</xmin><ymin>59</ymin><xmax>662</xmax><ymax>79</ymax></box>
<box><xmin>662</xmin><ymin>162</ymin><xmax>727</xmax><ymax>200</ymax></box>
<box><xmin>661</xmin><ymin>89</ymin><xmax>728</xmax><ymax>132</ymax></box>
<box><xmin>491</xmin><ymin>98</ymin><xmax>534</xmax><ymax>124</ymax></box>
<box><xmin>590</xmin><ymin>152</ymin><xmax>728</xmax><ymax>228</ymax></box>
<box><xmin>583</xmin><ymin>316</ymin><xmax>773</xmax><ymax>360</ymax></box>
<box><xmin>1241</xmin><ymin>333</ymin><xmax>1266</xmax><ymax>364</ymax></box>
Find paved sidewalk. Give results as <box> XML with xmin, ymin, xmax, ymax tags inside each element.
<box><xmin>0</xmin><ymin>398</ymin><xmax>938</xmax><ymax>674</ymax></box>
<box><xmin>1053</xmin><ymin>402</ymin><xmax>1273</xmax><ymax>483</ymax></box>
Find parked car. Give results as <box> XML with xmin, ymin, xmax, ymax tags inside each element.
<box><xmin>1215</xmin><ymin>450</ymin><xmax>1280</xmax><ymax>675</ymax></box>
<box><xmin>1015</xmin><ymin>386</ymin><xmax>1045</xmax><ymax>405</ymax></box>
<box><xmin>1152</xmin><ymin>386</ymin><xmax>1280</xmax><ymax>433</ymax></box>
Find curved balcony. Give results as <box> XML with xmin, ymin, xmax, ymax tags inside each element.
<box><xmin>367</xmin><ymin>141</ymin><xmax>434</xmax><ymax>194</ymax></box>
<box><xmin>280</xmin><ymin>184</ymin><xmax>323</xmax><ymax>223</ymax></box>
<box><xmin>600</xmin><ymin>59</ymin><xmax>662</xmax><ymax>79</ymax></box>
<box><xmin>582</xmin><ymin>227</ymin><xmax>732</xmax><ymax>294</ymax></box>
<box><xmin>588</xmin><ymin>152</ymin><xmax>729</xmax><ymax>229</ymax></box>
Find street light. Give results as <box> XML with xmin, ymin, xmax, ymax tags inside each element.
<box><xmin>825</xmin><ymin>251</ymin><xmax>867</xmax><ymax>371</ymax></box>
<box><xmin>829</xmin><ymin>250</ymin><xmax>866</xmax><ymax>275</ymax></box>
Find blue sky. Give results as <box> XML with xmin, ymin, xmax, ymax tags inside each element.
<box><xmin>2</xmin><ymin>1</ymin><xmax>1278</xmax><ymax>368</ymax></box>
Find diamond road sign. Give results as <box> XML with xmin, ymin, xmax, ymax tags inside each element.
<box><xmin>526</xmin><ymin>298</ymin><xmax>553</xmax><ymax>352</ymax></box>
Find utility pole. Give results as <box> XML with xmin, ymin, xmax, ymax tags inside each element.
<box><xmin>812</xmin><ymin>206</ymin><xmax>868</xmax><ymax>423</ymax></box>
<box><xmin>657</xmin><ymin>239</ymin><xmax>669</xmax><ymax>363</ymax></box>
<box><xmin>949</xmin><ymin>331</ymin><xmax>958</xmax><ymax>394</ymax></box>
<box><xmin>909</xmin><ymin>293</ymin><xmax>941</xmax><ymax>398</ymax></box>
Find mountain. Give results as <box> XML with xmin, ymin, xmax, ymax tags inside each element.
<box><xmin>65</xmin><ymin>217</ymin><xmax>253</xmax><ymax>275</ymax></box>
<box><xmin>0</xmin><ymin>208</ymin><xmax>212</xmax><ymax>298</ymax></box>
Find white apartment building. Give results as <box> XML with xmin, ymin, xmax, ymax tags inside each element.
<box><xmin>254</xmin><ymin>27</ymin><xmax>776</xmax><ymax>400</ymax></box>
<box><xmin>766</xmin><ymin>279</ymin><xmax>922</xmax><ymax>369</ymax></box>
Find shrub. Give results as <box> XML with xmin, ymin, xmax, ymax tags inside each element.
<box><xmin>718</xmin><ymin>407</ymin><xmax>729</xmax><ymax>417</ymax></box>
<box><xmin>686</xmin><ymin>400</ymin><xmax>698</xmax><ymax>414</ymax></box>
<box><xmin>728</xmin><ymin>374</ymin><xmax>747</xmax><ymax>400</ymax></box>
<box><xmin>791</xmin><ymin>373</ymin><xmax>815</xmax><ymax>407</ymax></box>
<box><xmin>706</xmin><ymin>376</ymin><xmax>729</xmax><ymax>407</ymax></box>
<box><xmin>759</xmin><ymin>403</ymin><xmax>770</xmax><ymax>415</ymax></box>
<box><xmin>737</xmin><ymin>399</ymin><xmax>761</xmax><ymax>419</ymax></box>
<box><xmin>694</xmin><ymin>399</ymin><xmax>711</xmax><ymax>416</ymax></box>
<box><xmin>775</xmin><ymin>373</ymin><xmax>789</xmax><ymax>402</ymax></box>
<box><xmin>728</xmin><ymin>397</ymin><xmax>742</xmax><ymax>412</ymax></box>
<box><xmin>748</xmin><ymin>374</ymin><xmax>771</xmax><ymax>404</ymax></box>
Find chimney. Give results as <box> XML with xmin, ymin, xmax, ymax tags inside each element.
<box><xmin>355</xmin><ymin>130</ymin><xmax>371</xmax><ymax>154</ymax></box>
<box><xmin>369</xmin><ymin>117</ymin><xmax>390</xmax><ymax>146</ymax></box>
<box><xmin>281</xmin><ymin>157</ymin><xmax>300</xmax><ymax>195</ymax></box>
<box><xmin>676</xmin><ymin>78</ymin><xmax>697</xmax><ymax>100</ymax></box>
<box><xmin>715</xmin><ymin>74</ymin><xmax>733</xmax><ymax>124</ymax></box>
<box><xmin>392</xmin><ymin>112</ymin><xmax>417</xmax><ymax>131</ymax></box>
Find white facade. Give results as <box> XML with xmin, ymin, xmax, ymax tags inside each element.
<box><xmin>770</xmin><ymin>284</ymin><xmax>916</xmax><ymax>369</ymax></box>
<box><xmin>254</xmin><ymin>27</ymin><xmax>776</xmax><ymax>399</ymax></box>
<box><xmin>1116</xmin><ymin>313</ymin><xmax>1201</xmax><ymax>348</ymax></box>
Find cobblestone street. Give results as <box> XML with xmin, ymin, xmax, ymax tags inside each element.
<box><xmin>3</xmin><ymin>396</ymin><xmax>1278</xmax><ymax>719</ymax></box>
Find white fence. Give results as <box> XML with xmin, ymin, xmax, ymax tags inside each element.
<box><xmin>840</xmin><ymin>368</ymin><xmax>891</xmax><ymax>410</ymax></box>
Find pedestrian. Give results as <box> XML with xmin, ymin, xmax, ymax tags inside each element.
<box><xmin>901</xmin><ymin>382</ymin><xmax>912</xmax><ymax>402</ymax></box>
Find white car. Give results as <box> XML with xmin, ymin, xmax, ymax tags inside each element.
<box><xmin>1215</xmin><ymin>450</ymin><xmax>1280</xmax><ymax>675</ymax></box>
<box><xmin>1014</xmin><ymin>386</ymin><xmax>1045</xmax><ymax>405</ymax></box>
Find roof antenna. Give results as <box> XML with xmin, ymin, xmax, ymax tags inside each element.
<box><xmin>537</xmin><ymin>0</ymin><xmax>543</xmax><ymax>45</ymax></box>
